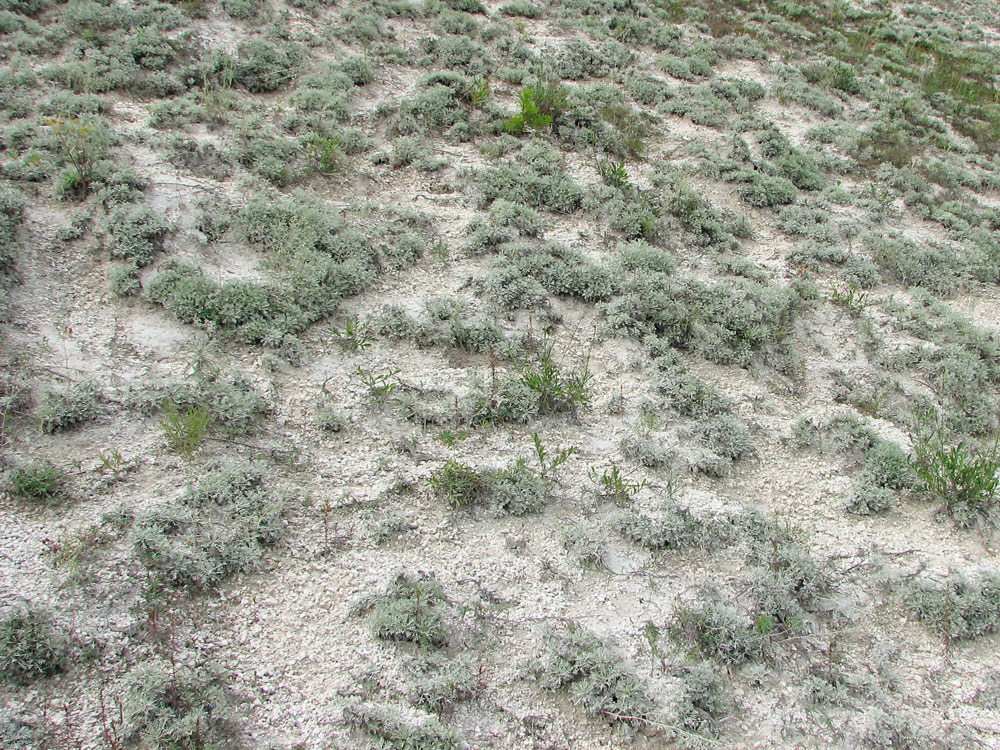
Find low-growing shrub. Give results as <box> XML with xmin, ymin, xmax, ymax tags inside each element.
<box><xmin>0</xmin><ymin>186</ymin><xmax>25</xmax><ymax>274</ymax></box>
<box><xmin>428</xmin><ymin>458</ymin><xmax>547</xmax><ymax>516</ymax></box>
<box><xmin>127</xmin><ymin>372</ymin><xmax>269</xmax><ymax>435</ymax></box>
<box><xmin>478</xmin><ymin>152</ymin><xmax>584</xmax><ymax>213</ymax></box>
<box><xmin>403</xmin><ymin>654</ymin><xmax>478</xmax><ymax>712</ymax></box>
<box><xmin>6</xmin><ymin>459</ymin><xmax>68</xmax><ymax>503</ymax></box>
<box><xmin>130</xmin><ymin>462</ymin><xmax>287</xmax><ymax>589</ymax></box>
<box><xmin>362</xmin><ymin>572</ymin><xmax>452</xmax><ymax>649</ymax></box>
<box><xmin>0</xmin><ymin>605</ymin><xmax>66</xmax><ymax>684</ymax></box>
<box><xmin>123</xmin><ymin>657</ymin><xmax>239</xmax><ymax>749</ymax></box>
<box><xmin>234</xmin><ymin>39</ymin><xmax>302</xmax><ymax>93</ymax></box>
<box><xmin>105</xmin><ymin>205</ymin><xmax>171</xmax><ymax>268</ymax></box>
<box><xmin>671</xmin><ymin>599</ymin><xmax>768</xmax><ymax>664</ymax></box>
<box><xmin>37</xmin><ymin>381</ymin><xmax>100</xmax><ymax>433</ymax></box>
<box><xmin>904</xmin><ymin>570</ymin><xmax>1000</xmax><ymax>641</ymax></box>
<box><xmin>736</xmin><ymin>172</ymin><xmax>798</xmax><ymax>207</ymax></box>
<box><xmin>536</xmin><ymin>624</ymin><xmax>658</xmax><ymax>729</ymax></box>
<box><xmin>343</xmin><ymin>702</ymin><xmax>463</xmax><ymax>749</ymax></box>
<box><xmin>673</xmin><ymin>661</ymin><xmax>728</xmax><ymax>739</ymax></box>
<box><xmin>614</xmin><ymin>503</ymin><xmax>703</xmax><ymax>550</ymax></box>
<box><xmin>694</xmin><ymin>415</ymin><xmax>754</xmax><ymax>477</ymax></box>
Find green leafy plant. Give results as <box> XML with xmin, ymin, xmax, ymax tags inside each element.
<box><xmin>532</xmin><ymin>432</ymin><xmax>575</xmax><ymax>479</ymax></box>
<box><xmin>438</xmin><ymin>429</ymin><xmax>469</xmax><ymax>446</ymax></box>
<box><xmin>42</xmin><ymin>116</ymin><xmax>101</xmax><ymax>198</ymax></box>
<box><xmin>6</xmin><ymin>460</ymin><xmax>68</xmax><ymax>503</ymax></box>
<box><xmin>502</xmin><ymin>83</ymin><xmax>567</xmax><ymax>135</ymax></box>
<box><xmin>428</xmin><ymin>459</ymin><xmax>488</xmax><ymax>509</ymax></box>
<box><xmin>0</xmin><ymin>605</ymin><xmax>66</xmax><ymax>685</ymax></box>
<box><xmin>519</xmin><ymin>343</ymin><xmax>592</xmax><ymax>414</ymax></box>
<box><xmin>597</xmin><ymin>159</ymin><xmax>630</xmax><ymax>190</ymax></box>
<box><xmin>829</xmin><ymin>284</ymin><xmax>870</xmax><ymax>316</ymax></box>
<box><xmin>356</xmin><ymin>365</ymin><xmax>401</xmax><ymax>403</ymax></box>
<box><xmin>468</xmin><ymin>77</ymin><xmax>490</xmax><ymax>107</ymax></box>
<box><xmin>308</xmin><ymin>134</ymin><xmax>339</xmax><ymax>174</ymax></box>
<box><xmin>910</xmin><ymin>419</ymin><xmax>1000</xmax><ymax>527</ymax></box>
<box><xmin>332</xmin><ymin>315</ymin><xmax>372</xmax><ymax>351</ymax></box>
<box><xmin>159</xmin><ymin>401</ymin><xmax>210</xmax><ymax>457</ymax></box>
<box><xmin>589</xmin><ymin>464</ymin><xmax>646</xmax><ymax>504</ymax></box>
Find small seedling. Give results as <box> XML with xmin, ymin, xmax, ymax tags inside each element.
<box><xmin>589</xmin><ymin>464</ymin><xmax>646</xmax><ymax>504</ymax></box>
<box><xmin>438</xmin><ymin>429</ymin><xmax>470</xmax><ymax>446</ymax></box>
<box><xmin>597</xmin><ymin>159</ymin><xmax>630</xmax><ymax>191</ymax></box>
<box><xmin>532</xmin><ymin>432</ymin><xmax>575</xmax><ymax>479</ymax></box>
<box><xmin>829</xmin><ymin>284</ymin><xmax>870</xmax><ymax>316</ymax></box>
<box><xmin>332</xmin><ymin>315</ymin><xmax>372</xmax><ymax>351</ymax></box>
<box><xmin>468</xmin><ymin>77</ymin><xmax>490</xmax><ymax>107</ymax></box>
<box><xmin>96</xmin><ymin>449</ymin><xmax>136</xmax><ymax>481</ymax></box>
<box><xmin>159</xmin><ymin>402</ymin><xmax>210</xmax><ymax>458</ymax></box>
<box><xmin>356</xmin><ymin>365</ymin><xmax>401</xmax><ymax>403</ymax></box>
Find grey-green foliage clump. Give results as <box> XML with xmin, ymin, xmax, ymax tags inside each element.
<box><xmin>605</xmin><ymin>276</ymin><xmax>800</xmax><ymax>368</ymax></box>
<box><xmin>392</xmin><ymin>73</ymin><xmax>481</xmax><ymax>138</ymax></box>
<box><xmin>466</xmin><ymin>344</ymin><xmax>592</xmax><ymax>424</ymax></box>
<box><xmin>614</xmin><ymin>502</ymin><xmax>705</xmax><ymax>551</ymax></box>
<box><xmin>126</xmin><ymin>371</ymin><xmax>269</xmax><ymax>434</ymax></box>
<box><xmin>673</xmin><ymin>661</ymin><xmax>728</xmax><ymax>739</ymax></box>
<box><xmin>232</xmin><ymin>38</ymin><xmax>304</xmax><ymax>93</ymax></box>
<box><xmin>671</xmin><ymin>599</ymin><xmax>768</xmax><ymax>664</ymax></box>
<box><xmin>537</xmin><ymin>624</ymin><xmax>658</xmax><ymax>730</ymax></box>
<box><xmin>847</xmin><ymin>440</ymin><xmax>914</xmax><ymax>515</ymax></box>
<box><xmin>362</xmin><ymin>572</ymin><xmax>452</xmax><ymax>649</ymax></box>
<box><xmin>494</xmin><ymin>241</ymin><xmax>614</xmax><ymax>302</ymax></box>
<box><xmin>693</xmin><ymin>415</ymin><xmax>753</xmax><ymax>477</ymax></box>
<box><xmin>864</xmin><ymin>231</ymin><xmax>960</xmax><ymax>296</ymax></box>
<box><xmin>856</xmin><ymin>708</ymin><xmax>926</xmax><ymax>750</ymax></box>
<box><xmin>413</xmin><ymin>296</ymin><xmax>506</xmax><ymax>353</ymax></box>
<box><xmin>403</xmin><ymin>654</ymin><xmax>478</xmax><ymax>712</ymax></box>
<box><xmin>478</xmin><ymin>142</ymin><xmax>584</xmax><ymax>213</ymax></box>
<box><xmin>795</xmin><ymin>414</ymin><xmax>914</xmax><ymax>515</ymax></box>
<box><xmin>904</xmin><ymin>570</ymin><xmax>1000</xmax><ymax>640</ymax></box>
<box><xmin>553</xmin><ymin>37</ymin><xmax>633</xmax><ymax>80</ymax></box>
<box><xmin>122</xmin><ymin>657</ymin><xmax>239</xmax><ymax>750</ymax></box>
<box><xmin>0</xmin><ymin>710</ymin><xmax>35</xmax><ymax>750</ymax></box>
<box><xmin>744</xmin><ymin>523</ymin><xmax>830</xmax><ymax>630</ymax></box>
<box><xmin>650</xmin><ymin>353</ymin><xmax>730</xmax><ymax>419</ymax></box>
<box><xmin>884</xmin><ymin>293</ymin><xmax>1000</xmax><ymax>436</ymax></box>
<box><xmin>0</xmin><ymin>605</ymin><xmax>67</xmax><ymax>685</ymax></box>
<box><xmin>5</xmin><ymin>459</ymin><xmax>68</xmax><ymax>503</ymax></box>
<box><xmin>671</xmin><ymin>516</ymin><xmax>829</xmax><ymax>662</ymax></box>
<box><xmin>105</xmin><ymin>205</ymin><xmax>171</xmax><ymax>268</ymax></box>
<box><xmin>343</xmin><ymin>702</ymin><xmax>463</xmax><ymax>750</ymax></box>
<box><xmin>37</xmin><ymin>381</ymin><xmax>100</xmax><ymax>433</ymax></box>
<box><xmin>651</xmin><ymin>172</ymin><xmax>738</xmax><ymax>249</ymax></box>
<box><xmin>148</xmin><ymin>192</ymin><xmax>431</xmax><ymax>349</ymax></box>
<box><xmin>130</xmin><ymin>462</ymin><xmax>287</xmax><ymax>589</ymax></box>
<box><xmin>428</xmin><ymin>458</ymin><xmax>547</xmax><ymax>516</ymax></box>
<box><xmin>616</xmin><ymin>239</ymin><xmax>676</xmax><ymax>275</ymax></box>
<box><xmin>662</xmin><ymin>78</ymin><xmax>764</xmax><ymax>130</ymax></box>
<box><xmin>0</xmin><ymin>186</ymin><xmax>25</xmax><ymax>275</ymax></box>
